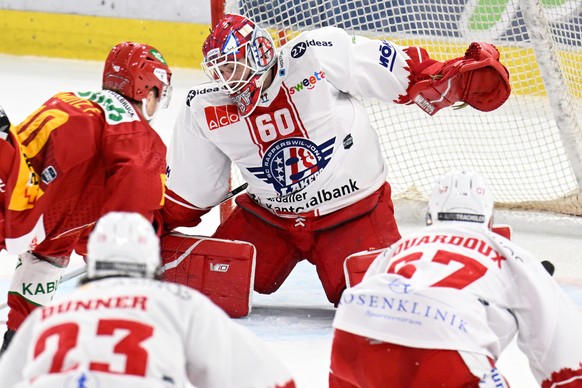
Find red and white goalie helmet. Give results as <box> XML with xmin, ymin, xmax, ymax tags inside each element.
<box><xmin>102</xmin><ymin>42</ymin><xmax>172</xmax><ymax>116</ymax></box>
<box><xmin>426</xmin><ymin>170</ymin><xmax>494</xmax><ymax>228</ymax></box>
<box><xmin>202</xmin><ymin>14</ymin><xmax>277</xmax><ymax>116</ymax></box>
<box><xmin>87</xmin><ymin>212</ymin><xmax>161</xmax><ymax>279</ymax></box>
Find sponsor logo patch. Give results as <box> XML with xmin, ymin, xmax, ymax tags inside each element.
<box><xmin>288</xmin><ymin>70</ymin><xmax>326</xmax><ymax>95</ymax></box>
<box><xmin>204</xmin><ymin>105</ymin><xmax>241</xmax><ymax>130</ymax></box>
<box><xmin>210</xmin><ymin>263</ymin><xmax>230</xmax><ymax>272</ymax></box>
<box><xmin>40</xmin><ymin>166</ymin><xmax>57</xmax><ymax>184</ymax></box>
<box><xmin>378</xmin><ymin>40</ymin><xmax>398</xmax><ymax>71</ymax></box>
<box><xmin>187</xmin><ymin>86</ymin><xmax>221</xmax><ymax>106</ymax></box>
<box><xmin>290</xmin><ymin>40</ymin><xmax>333</xmax><ymax>58</ymax></box>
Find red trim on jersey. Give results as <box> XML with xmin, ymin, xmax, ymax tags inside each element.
<box><xmin>244</xmin><ymin>86</ymin><xmax>310</xmax><ymax>158</ymax></box>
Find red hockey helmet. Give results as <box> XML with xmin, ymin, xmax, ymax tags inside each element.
<box><xmin>103</xmin><ymin>42</ymin><xmax>172</xmax><ymax>109</ymax></box>
<box><xmin>202</xmin><ymin>14</ymin><xmax>276</xmax><ymax>116</ymax></box>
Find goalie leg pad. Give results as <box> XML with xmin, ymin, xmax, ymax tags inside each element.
<box><xmin>492</xmin><ymin>224</ymin><xmax>512</xmax><ymax>240</ymax></box>
<box><xmin>343</xmin><ymin>249</ymin><xmax>385</xmax><ymax>288</ymax></box>
<box><xmin>161</xmin><ymin>232</ymin><xmax>256</xmax><ymax>318</ymax></box>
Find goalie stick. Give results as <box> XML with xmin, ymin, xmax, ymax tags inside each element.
<box><xmin>222</xmin><ymin>182</ymin><xmax>248</xmax><ymax>203</ymax></box>
<box><xmin>0</xmin><ymin>183</ymin><xmax>250</xmax><ymax>312</ymax></box>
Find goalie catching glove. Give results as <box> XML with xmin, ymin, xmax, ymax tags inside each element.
<box><xmin>402</xmin><ymin>42</ymin><xmax>511</xmax><ymax>115</ymax></box>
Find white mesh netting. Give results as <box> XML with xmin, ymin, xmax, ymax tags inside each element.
<box><xmin>221</xmin><ymin>0</ymin><xmax>582</xmax><ymax>217</ymax></box>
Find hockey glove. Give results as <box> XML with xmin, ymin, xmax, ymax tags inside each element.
<box><xmin>404</xmin><ymin>42</ymin><xmax>511</xmax><ymax>115</ymax></box>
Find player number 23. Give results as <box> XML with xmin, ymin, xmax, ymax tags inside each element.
<box><xmin>34</xmin><ymin>318</ymin><xmax>153</xmax><ymax>376</ymax></box>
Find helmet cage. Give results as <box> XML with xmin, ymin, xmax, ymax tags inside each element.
<box><xmin>202</xmin><ymin>26</ymin><xmax>276</xmax><ymax>96</ymax></box>
<box><xmin>153</xmin><ymin>68</ymin><xmax>173</xmax><ymax>109</ymax></box>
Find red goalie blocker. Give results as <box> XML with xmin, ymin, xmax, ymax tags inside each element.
<box><xmin>160</xmin><ymin>232</ymin><xmax>256</xmax><ymax>318</ymax></box>
<box><xmin>344</xmin><ymin>225</ymin><xmax>512</xmax><ymax>287</ymax></box>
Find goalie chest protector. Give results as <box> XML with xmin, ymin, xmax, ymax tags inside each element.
<box><xmin>160</xmin><ymin>232</ymin><xmax>256</xmax><ymax>318</ymax></box>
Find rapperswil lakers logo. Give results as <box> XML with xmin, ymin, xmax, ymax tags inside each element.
<box><xmin>248</xmin><ymin>137</ymin><xmax>335</xmax><ymax>195</ymax></box>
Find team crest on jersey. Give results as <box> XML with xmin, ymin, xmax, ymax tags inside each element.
<box><xmin>247</xmin><ymin>137</ymin><xmax>335</xmax><ymax>195</ymax></box>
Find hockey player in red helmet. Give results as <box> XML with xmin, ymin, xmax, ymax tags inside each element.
<box><xmin>0</xmin><ymin>42</ymin><xmax>171</xmax><ymax>355</ymax></box>
<box><xmin>160</xmin><ymin>13</ymin><xmax>511</xmax><ymax>319</ymax></box>
<box><xmin>103</xmin><ymin>42</ymin><xmax>172</xmax><ymax>121</ymax></box>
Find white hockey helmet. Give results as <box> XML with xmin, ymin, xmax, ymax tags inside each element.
<box><xmin>426</xmin><ymin>170</ymin><xmax>494</xmax><ymax>228</ymax></box>
<box><xmin>87</xmin><ymin>212</ymin><xmax>161</xmax><ymax>279</ymax></box>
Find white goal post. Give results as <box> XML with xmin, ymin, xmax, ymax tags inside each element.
<box><xmin>212</xmin><ymin>0</ymin><xmax>582</xmax><ymax>218</ymax></box>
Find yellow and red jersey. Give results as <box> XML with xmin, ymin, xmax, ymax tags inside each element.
<box><xmin>2</xmin><ymin>90</ymin><xmax>166</xmax><ymax>256</ymax></box>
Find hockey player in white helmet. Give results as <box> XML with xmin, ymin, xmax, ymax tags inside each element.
<box><xmin>0</xmin><ymin>212</ymin><xmax>296</xmax><ymax>388</ymax></box>
<box><xmin>330</xmin><ymin>170</ymin><xmax>582</xmax><ymax>387</ymax></box>
<box><xmin>425</xmin><ymin>169</ymin><xmax>494</xmax><ymax>227</ymax></box>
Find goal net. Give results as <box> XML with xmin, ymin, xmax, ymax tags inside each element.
<box><xmin>214</xmin><ymin>0</ymin><xmax>582</xmax><ymax>218</ymax></box>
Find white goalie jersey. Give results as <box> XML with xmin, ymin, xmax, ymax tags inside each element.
<box><xmin>166</xmin><ymin>27</ymin><xmax>413</xmax><ymax>216</ymax></box>
<box><xmin>333</xmin><ymin>223</ymin><xmax>582</xmax><ymax>386</ymax></box>
<box><xmin>0</xmin><ymin>277</ymin><xmax>294</xmax><ymax>388</ymax></box>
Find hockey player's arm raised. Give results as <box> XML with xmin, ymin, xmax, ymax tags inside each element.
<box><xmin>314</xmin><ymin>27</ymin><xmax>510</xmax><ymax>115</ymax></box>
<box><xmin>309</xmin><ymin>27</ymin><xmax>411</xmax><ymax>104</ymax></box>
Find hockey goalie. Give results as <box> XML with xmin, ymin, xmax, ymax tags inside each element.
<box><xmin>159</xmin><ymin>13</ymin><xmax>511</xmax><ymax>319</ymax></box>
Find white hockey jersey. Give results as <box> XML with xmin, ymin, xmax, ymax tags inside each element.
<box><xmin>167</xmin><ymin>27</ymin><xmax>413</xmax><ymax>217</ymax></box>
<box><xmin>333</xmin><ymin>224</ymin><xmax>582</xmax><ymax>385</ymax></box>
<box><xmin>0</xmin><ymin>277</ymin><xmax>294</xmax><ymax>388</ymax></box>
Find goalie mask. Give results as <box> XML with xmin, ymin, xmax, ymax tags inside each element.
<box><xmin>103</xmin><ymin>42</ymin><xmax>173</xmax><ymax>121</ymax></box>
<box><xmin>87</xmin><ymin>212</ymin><xmax>161</xmax><ymax>280</ymax></box>
<box><xmin>426</xmin><ymin>170</ymin><xmax>493</xmax><ymax>228</ymax></box>
<box><xmin>202</xmin><ymin>14</ymin><xmax>277</xmax><ymax>117</ymax></box>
